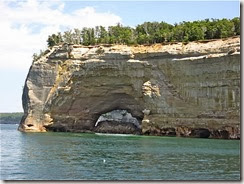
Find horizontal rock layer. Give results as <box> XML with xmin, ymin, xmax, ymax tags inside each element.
<box><xmin>19</xmin><ymin>37</ymin><xmax>240</xmax><ymax>139</ymax></box>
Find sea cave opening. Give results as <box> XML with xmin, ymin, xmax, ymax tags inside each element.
<box><xmin>93</xmin><ymin>109</ymin><xmax>142</xmax><ymax>134</ymax></box>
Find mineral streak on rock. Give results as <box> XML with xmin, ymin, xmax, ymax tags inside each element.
<box><xmin>19</xmin><ymin>36</ymin><xmax>240</xmax><ymax>139</ymax></box>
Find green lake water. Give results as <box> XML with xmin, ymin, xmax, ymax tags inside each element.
<box><xmin>0</xmin><ymin>124</ymin><xmax>240</xmax><ymax>180</ymax></box>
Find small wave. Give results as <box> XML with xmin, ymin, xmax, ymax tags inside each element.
<box><xmin>95</xmin><ymin>133</ymin><xmax>135</xmax><ymax>137</ymax></box>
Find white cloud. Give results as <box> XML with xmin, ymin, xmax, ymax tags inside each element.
<box><xmin>0</xmin><ymin>0</ymin><xmax>122</xmax><ymax>70</ymax></box>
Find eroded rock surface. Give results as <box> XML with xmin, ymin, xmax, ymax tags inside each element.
<box><xmin>19</xmin><ymin>37</ymin><xmax>240</xmax><ymax>139</ymax></box>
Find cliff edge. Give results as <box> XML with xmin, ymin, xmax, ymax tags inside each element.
<box><xmin>19</xmin><ymin>36</ymin><xmax>240</xmax><ymax>139</ymax></box>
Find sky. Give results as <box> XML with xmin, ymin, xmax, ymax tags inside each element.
<box><xmin>0</xmin><ymin>0</ymin><xmax>240</xmax><ymax>112</ymax></box>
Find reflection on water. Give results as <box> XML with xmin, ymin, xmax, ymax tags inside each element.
<box><xmin>0</xmin><ymin>124</ymin><xmax>240</xmax><ymax>180</ymax></box>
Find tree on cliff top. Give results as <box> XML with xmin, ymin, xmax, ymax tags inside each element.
<box><xmin>46</xmin><ymin>17</ymin><xmax>240</xmax><ymax>47</ymax></box>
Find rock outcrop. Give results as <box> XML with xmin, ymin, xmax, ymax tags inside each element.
<box><xmin>18</xmin><ymin>36</ymin><xmax>240</xmax><ymax>139</ymax></box>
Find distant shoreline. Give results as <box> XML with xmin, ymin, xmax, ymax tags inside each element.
<box><xmin>0</xmin><ymin>112</ymin><xmax>23</xmax><ymax>124</ymax></box>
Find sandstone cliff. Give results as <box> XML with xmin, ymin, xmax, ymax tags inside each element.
<box><xmin>19</xmin><ymin>36</ymin><xmax>240</xmax><ymax>139</ymax></box>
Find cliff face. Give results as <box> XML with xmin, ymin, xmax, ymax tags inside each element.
<box><xmin>19</xmin><ymin>37</ymin><xmax>240</xmax><ymax>139</ymax></box>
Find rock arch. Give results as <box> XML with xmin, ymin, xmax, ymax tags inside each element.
<box><xmin>94</xmin><ymin>109</ymin><xmax>142</xmax><ymax>134</ymax></box>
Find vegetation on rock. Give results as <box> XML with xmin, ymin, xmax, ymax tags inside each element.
<box><xmin>32</xmin><ymin>18</ymin><xmax>239</xmax><ymax>62</ymax></box>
